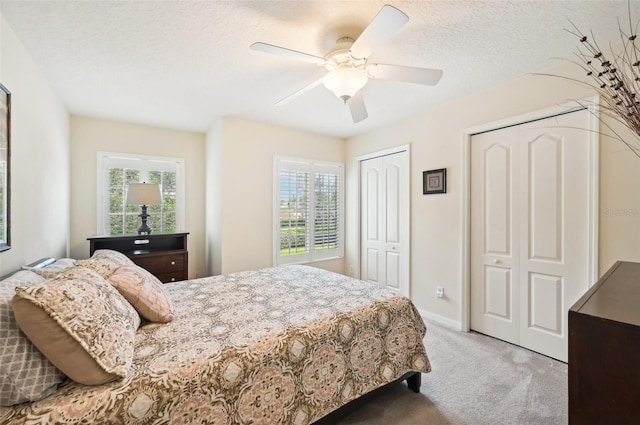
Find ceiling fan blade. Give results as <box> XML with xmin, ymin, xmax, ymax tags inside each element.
<box><xmin>368</xmin><ymin>63</ymin><xmax>443</xmax><ymax>86</ymax></box>
<box><xmin>275</xmin><ymin>77</ymin><xmax>325</xmax><ymax>106</ymax></box>
<box><xmin>347</xmin><ymin>91</ymin><xmax>368</xmax><ymax>123</ymax></box>
<box><xmin>250</xmin><ymin>42</ymin><xmax>325</xmax><ymax>65</ymax></box>
<box><xmin>349</xmin><ymin>5</ymin><xmax>409</xmax><ymax>59</ymax></box>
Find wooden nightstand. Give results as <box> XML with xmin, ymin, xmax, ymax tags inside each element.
<box><xmin>87</xmin><ymin>233</ymin><xmax>189</xmax><ymax>283</ymax></box>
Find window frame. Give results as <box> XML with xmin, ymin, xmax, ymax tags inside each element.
<box><xmin>96</xmin><ymin>151</ymin><xmax>185</xmax><ymax>235</ymax></box>
<box><xmin>273</xmin><ymin>156</ymin><xmax>344</xmax><ymax>266</ymax></box>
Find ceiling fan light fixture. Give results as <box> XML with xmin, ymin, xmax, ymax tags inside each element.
<box><xmin>322</xmin><ymin>66</ymin><xmax>368</xmax><ymax>102</ymax></box>
<box><xmin>250</xmin><ymin>4</ymin><xmax>442</xmax><ymax>123</ymax></box>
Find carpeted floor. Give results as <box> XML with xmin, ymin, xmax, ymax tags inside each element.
<box><xmin>334</xmin><ymin>319</ymin><xmax>568</xmax><ymax>425</ymax></box>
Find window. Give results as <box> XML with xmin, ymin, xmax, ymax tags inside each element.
<box><xmin>274</xmin><ymin>157</ymin><xmax>344</xmax><ymax>265</ymax></box>
<box><xmin>97</xmin><ymin>152</ymin><xmax>185</xmax><ymax>235</ymax></box>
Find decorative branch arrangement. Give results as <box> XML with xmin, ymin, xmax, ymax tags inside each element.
<box><xmin>543</xmin><ymin>4</ymin><xmax>640</xmax><ymax>158</ymax></box>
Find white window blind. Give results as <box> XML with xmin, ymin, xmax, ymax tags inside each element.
<box><xmin>274</xmin><ymin>157</ymin><xmax>344</xmax><ymax>265</ymax></box>
<box><xmin>97</xmin><ymin>152</ymin><xmax>185</xmax><ymax>235</ymax></box>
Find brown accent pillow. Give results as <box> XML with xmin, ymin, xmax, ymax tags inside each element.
<box><xmin>108</xmin><ymin>265</ymin><xmax>175</xmax><ymax>323</ymax></box>
<box><xmin>12</xmin><ymin>267</ymin><xmax>140</xmax><ymax>386</ymax></box>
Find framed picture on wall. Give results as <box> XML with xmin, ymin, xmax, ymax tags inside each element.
<box><xmin>423</xmin><ymin>168</ymin><xmax>446</xmax><ymax>194</ymax></box>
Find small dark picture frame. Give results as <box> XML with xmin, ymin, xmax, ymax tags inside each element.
<box><xmin>423</xmin><ymin>168</ymin><xmax>446</xmax><ymax>194</ymax></box>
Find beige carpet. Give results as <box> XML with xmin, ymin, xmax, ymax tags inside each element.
<box><xmin>333</xmin><ymin>320</ymin><xmax>568</xmax><ymax>425</ymax></box>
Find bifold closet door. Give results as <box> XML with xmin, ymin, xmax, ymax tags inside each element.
<box><xmin>471</xmin><ymin>125</ymin><xmax>521</xmax><ymax>346</ymax></box>
<box><xmin>360</xmin><ymin>151</ymin><xmax>409</xmax><ymax>296</ymax></box>
<box><xmin>471</xmin><ymin>109</ymin><xmax>592</xmax><ymax>362</ymax></box>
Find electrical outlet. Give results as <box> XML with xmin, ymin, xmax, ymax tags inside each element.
<box><xmin>195</xmin><ymin>271</ymin><xmax>200</xmax><ymax>278</ymax></box>
<box><xmin>436</xmin><ymin>287</ymin><xmax>444</xmax><ymax>298</ymax></box>
<box><xmin>349</xmin><ymin>264</ymin><xmax>354</xmax><ymax>274</ymax></box>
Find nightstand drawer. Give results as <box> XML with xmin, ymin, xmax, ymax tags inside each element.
<box><xmin>154</xmin><ymin>272</ymin><xmax>184</xmax><ymax>284</ymax></box>
<box><xmin>133</xmin><ymin>253</ymin><xmax>185</xmax><ymax>272</ymax></box>
<box><xmin>132</xmin><ymin>253</ymin><xmax>187</xmax><ymax>283</ymax></box>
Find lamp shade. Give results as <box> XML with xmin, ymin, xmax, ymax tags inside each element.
<box><xmin>126</xmin><ymin>183</ymin><xmax>162</xmax><ymax>206</ymax></box>
<box><xmin>323</xmin><ymin>66</ymin><xmax>368</xmax><ymax>101</ymax></box>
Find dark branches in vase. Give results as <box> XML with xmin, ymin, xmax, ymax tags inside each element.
<box><xmin>540</xmin><ymin>3</ymin><xmax>640</xmax><ymax>158</ymax></box>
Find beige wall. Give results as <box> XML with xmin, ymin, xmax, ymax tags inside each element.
<box><xmin>205</xmin><ymin>117</ymin><xmax>222</xmax><ymax>276</ymax></box>
<box><xmin>212</xmin><ymin>117</ymin><xmax>345</xmax><ymax>275</ymax></box>
<box><xmin>0</xmin><ymin>16</ymin><xmax>70</xmax><ymax>275</ymax></box>
<box><xmin>69</xmin><ymin>116</ymin><xmax>206</xmax><ymax>278</ymax></box>
<box><xmin>598</xmin><ymin>121</ymin><xmax>640</xmax><ymax>269</ymax></box>
<box><xmin>345</xmin><ymin>62</ymin><xmax>640</xmax><ymax>328</ymax></box>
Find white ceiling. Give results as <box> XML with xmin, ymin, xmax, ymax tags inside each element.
<box><xmin>0</xmin><ymin>0</ymin><xmax>633</xmax><ymax>138</ymax></box>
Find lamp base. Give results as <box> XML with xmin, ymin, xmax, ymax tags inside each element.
<box><xmin>137</xmin><ymin>205</ymin><xmax>152</xmax><ymax>235</ymax></box>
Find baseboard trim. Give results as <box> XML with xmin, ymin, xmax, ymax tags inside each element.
<box><xmin>418</xmin><ymin>308</ymin><xmax>462</xmax><ymax>331</ymax></box>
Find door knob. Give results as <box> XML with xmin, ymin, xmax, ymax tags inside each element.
<box><xmin>493</xmin><ymin>259</ymin><xmax>501</xmax><ymax>264</ymax></box>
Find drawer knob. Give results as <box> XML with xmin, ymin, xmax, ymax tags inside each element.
<box><xmin>171</xmin><ymin>261</ymin><xmax>176</xmax><ymax>265</ymax></box>
<box><xmin>171</xmin><ymin>277</ymin><xmax>176</xmax><ymax>282</ymax></box>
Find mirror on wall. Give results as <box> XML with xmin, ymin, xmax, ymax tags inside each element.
<box><xmin>0</xmin><ymin>83</ymin><xmax>10</xmax><ymax>252</ymax></box>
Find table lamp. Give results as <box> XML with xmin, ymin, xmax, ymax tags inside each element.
<box><xmin>126</xmin><ymin>182</ymin><xmax>162</xmax><ymax>235</ymax></box>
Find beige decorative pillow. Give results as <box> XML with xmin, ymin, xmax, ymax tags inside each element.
<box><xmin>74</xmin><ymin>249</ymin><xmax>135</xmax><ymax>279</ymax></box>
<box><xmin>108</xmin><ymin>265</ymin><xmax>174</xmax><ymax>323</ymax></box>
<box><xmin>12</xmin><ymin>267</ymin><xmax>140</xmax><ymax>386</ymax></box>
<box><xmin>91</xmin><ymin>249</ymin><xmax>135</xmax><ymax>266</ymax></box>
<box><xmin>22</xmin><ymin>258</ymin><xmax>76</xmax><ymax>279</ymax></box>
<box><xmin>74</xmin><ymin>257</ymin><xmax>122</xmax><ymax>279</ymax></box>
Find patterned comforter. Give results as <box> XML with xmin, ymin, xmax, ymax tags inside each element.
<box><xmin>1</xmin><ymin>265</ymin><xmax>430</xmax><ymax>424</ymax></box>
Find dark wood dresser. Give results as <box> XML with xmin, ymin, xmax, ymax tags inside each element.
<box><xmin>87</xmin><ymin>233</ymin><xmax>189</xmax><ymax>283</ymax></box>
<box><xmin>568</xmin><ymin>261</ymin><xmax>640</xmax><ymax>425</ymax></box>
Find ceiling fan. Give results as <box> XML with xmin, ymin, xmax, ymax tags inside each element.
<box><xmin>250</xmin><ymin>4</ymin><xmax>443</xmax><ymax>123</ymax></box>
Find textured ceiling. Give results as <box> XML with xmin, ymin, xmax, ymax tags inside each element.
<box><xmin>0</xmin><ymin>0</ymin><xmax>634</xmax><ymax>138</ymax></box>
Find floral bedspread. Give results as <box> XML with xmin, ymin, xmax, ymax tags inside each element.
<box><xmin>1</xmin><ymin>265</ymin><xmax>430</xmax><ymax>424</ymax></box>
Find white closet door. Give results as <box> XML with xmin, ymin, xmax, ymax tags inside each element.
<box><xmin>471</xmin><ymin>109</ymin><xmax>592</xmax><ymax>361</ymax></box>
<box><xmin>471</xmin><ymin>125</ymin><xmax>521</xmax><ymax>345</ymax></box>
<box><xmin>517</xmin><ymin>112</ymin><xmax>591</xmax><ymax>361</ymax></box>
<box><xmin>360</xmin><ymin>151</ymin><xmax>409</xmax><ymax>296</ymax></box>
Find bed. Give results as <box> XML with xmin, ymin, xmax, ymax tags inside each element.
<box><xmin>1</xmin><ymin>261</ymin><xmax>430</xmax><ymax>424</ymax></box>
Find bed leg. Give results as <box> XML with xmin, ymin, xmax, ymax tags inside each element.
<box><xmin>406</xmin><ymin>372</ymin><xmax>421</xmax><ymax>393</ymax></box>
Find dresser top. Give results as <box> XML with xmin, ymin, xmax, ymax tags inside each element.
<box><xmin>88</xmin><ymin>232</ymin><xmax>189</xmax><ymax>242</ymax></box>
<box><xmin>571</xmin><ymin>261</ymin><xmax>640</xmax><ymax>327</ymax></box>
